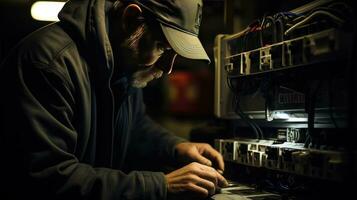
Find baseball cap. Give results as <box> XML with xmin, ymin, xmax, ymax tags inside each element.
<box><xmin>133</xmin><ymin>0</ymin><xmax>211</xmax><ymax>63</ymax></box>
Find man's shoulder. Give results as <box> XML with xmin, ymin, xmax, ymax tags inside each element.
<box><xmin>15</xmin><ymin>22</ymin><xmax>78</xmax><ymax>66</ymax></box>
<box><xmin>0</xmin><ymin>23</ymin><xmax>87</xmax><ymax>88</ymax></box>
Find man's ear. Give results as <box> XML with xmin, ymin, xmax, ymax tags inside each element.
<box><xmin>122</xmin><ymin>4</ymin><xmax>143</xmax><ymax>33</ymax></box>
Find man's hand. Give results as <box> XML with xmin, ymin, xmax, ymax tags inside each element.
<box><xmin>165</xmin><ymin>162</ymin><xmax>228</xmax><ymax>199</ymax></box>
<box><xmin>174</xmin><ymin>142</ymin><xmax>225</xmax><ymax>174</ymax></box>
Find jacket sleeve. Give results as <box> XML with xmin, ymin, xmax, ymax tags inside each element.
<box><xmin>0</xmin><ymin>60</ymin><xmax>166</xmax><ymax>200</ymax></box>
<box><xmin>128</xmin><ymin>89</ymin><xmax>187</xmax><ymax>166</ymax></box>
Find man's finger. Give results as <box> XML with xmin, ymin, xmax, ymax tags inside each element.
<box><xmin>186</xmin><ymin>174</ymin><xmax>216</xmax><ymax>195</ymax></box>
<box><xmin>196</xmin><ymin>163</ymin><xmax>229</xmax><ymax>187</ymax></box>
<box><xmin>215</xmin><ymin>170</ymin><xmax>229</xmax><ymax>187</ymax></box>
<box><xmin>192</xmin><ymin>154</ymin><xmax>212</xmax><ymax>167</ymax></box>
<box><xmin>202</xmin><ymin>145</ymin><xmax>225</xmax><ymax>172</ymax></box>
<box><xmin>184</xmin><ymin>183</ymin><xmax>209</xmax><ymax>198</ymax></box>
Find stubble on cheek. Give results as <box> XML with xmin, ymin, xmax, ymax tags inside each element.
<box><xmin>131</xmin><ymin>67</ymin><xmax>163</xmax><ymax>88</ymax></box>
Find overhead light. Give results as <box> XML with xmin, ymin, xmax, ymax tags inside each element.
<box><xmin>31</xmin><ymin>1</ymin><xmax>65</xmax><ymax>21</ymax></box>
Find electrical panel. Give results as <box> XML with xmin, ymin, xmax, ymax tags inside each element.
<box><xmin>214</xmin><ymin>0</ymin><xmax>354</xmax><ymax>126</ymax></box>
<box><xmin>215</xmin><ymin>138</ymin><xmax>349</xmax><ymax>182</ymax></box>
<box><xmin>212</xmin><ymin>0</ymin><xmax>356</xmax><ymax>198</ymax></box>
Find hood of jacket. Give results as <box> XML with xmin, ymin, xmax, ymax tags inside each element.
<box><xmin>58</xmin><ymin>0</ymin><xmax>114</xmax><ymax>79</ymax></box>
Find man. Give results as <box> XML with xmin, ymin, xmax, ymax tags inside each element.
<box><xmin>0</xmin><ymin>0</ymin><xmax>228</xmax><ymax>199</ymax></box>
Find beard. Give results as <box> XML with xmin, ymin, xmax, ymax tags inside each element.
<box><xmin>130</xmin><ymin>66</ymin><xmax>163</xmax><ymax>88</ymax></box>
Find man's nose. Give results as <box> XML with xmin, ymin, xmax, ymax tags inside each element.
<box><xmin>158</xmin><ymin>41</ymin><xmax>172</xmax><ymax>52</ymax></box>
<box><xmin>154</xmin><ymin>50</ymin><xmax>177</xmax><ymax>75</ymax></box>
<box><xmin>163</xmin><ymin>42</ymin><xmax>172</xmax><ymax>51</ymax></box>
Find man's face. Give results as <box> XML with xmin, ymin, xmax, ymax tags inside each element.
<box><xmin>119</xmin><ymin>18</ymin><xmax>173</xmax><ymax>88</ymax></box>
<box><xmin>137</xmin><ymin>25</ymin><xmax>172</xmax><ymax>67</ymax></box>
<box><xmin>120</xmin><ymin>17</ymin><xmax>171</xmax><ymax>67</ymax></box>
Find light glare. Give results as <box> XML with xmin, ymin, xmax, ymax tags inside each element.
<box><xmin>31</xmin><ymin>1</ymin><xmax>65</xmax><ymax>21</ymax></box>
<box><xmin>274</xmin><ymin>112</ymin><xmax>290</xmax><ymax>119</ymax></box>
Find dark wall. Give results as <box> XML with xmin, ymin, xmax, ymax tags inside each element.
<box><xmin>0</xmin><ymin>0</ymin><xmax>49</xmax><ymax>62</ymax></box>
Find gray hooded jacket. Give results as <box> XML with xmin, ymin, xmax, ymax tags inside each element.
<box><xmin>0</xmin><ymin>0</ymin><xmax>186</xmax><ymax>199</ymax></box>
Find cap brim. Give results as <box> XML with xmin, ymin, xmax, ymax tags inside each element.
<box><xmin>160</xmin><ymin>23</ymin><xmax>211</xmax><ymax>63</ymax></box>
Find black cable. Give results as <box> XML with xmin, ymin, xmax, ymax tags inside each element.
<box><xmin>241</xmin><ymin>31</ymin><xmax>249</xmax><ymax>54</ymax></box>
<box><xmin>261</xmin><ymin>16</ymin><xmax>277</xmax><ymax>45</ymax></box>
<box><xmin>306</xmin><ymin>97</ymin><xmax>315</xmax><ymax>148</ymax></box>
<box><xmin>227</xmin><ymin>77</ymin><xmax>263</xmax><ymax>139</ymax></box>
<box><xmin>274</xmin><ymin>11</ymin><xmax>302</xmax><ymax>42</ymax></box>
<box><xmin>328</xmin><ymin>79</ymin><xmax>339</xmax><ymax>128</ymax></box>
<box><xmin>242</xmin><ymin>20</ymin><xmax>261</xmax><ymax>52</ymax></box>
<box><xmin>275</xmin><ymin>17</ymin><xmax>285</xmax><ymax>42</ymax></box>
<box><xmin>304</xmin><ymin>81</ymin><xmax>322</xmax><ymax>148</ymax></box>
<box><xmin>310</xmin><ymin>6</ymin><xmax>349</xmax><ymax>20</ymax></box>
<box><xmin>233</xmin><ymin>94</ymin><xmax>261</xmax><ymax>139</ymax></box>
<box><xmin>255</xmin><ymin>120</ymin><xmax>264</xmax><ymax>139</ymax></box>
<box><xmin>285</xmin><ymin>10</ymin><xmax>345</xmax><ymax>36</ymax></box>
